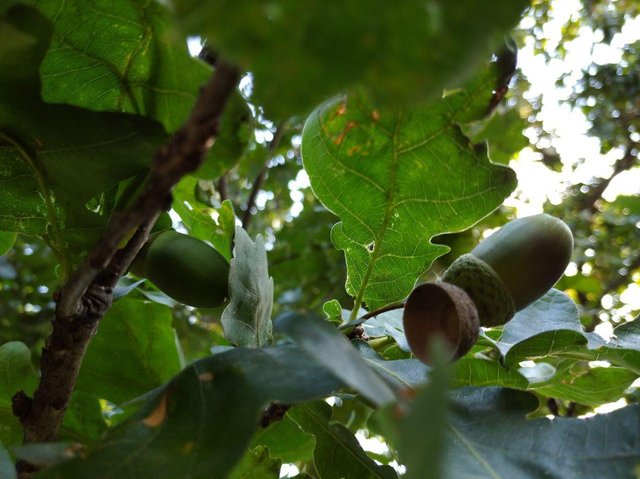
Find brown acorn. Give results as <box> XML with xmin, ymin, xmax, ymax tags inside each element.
<box><xmin>402</xmin><ymin>282</ymin><xmax>479</xmax><ymax>364</ymax></box>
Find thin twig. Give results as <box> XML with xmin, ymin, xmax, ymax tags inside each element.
<box><xmin>241</xmin><ymin>122</ymin><xmax>287</xmax><ymax>229</ymax></box>
<box><xmin>577</xmin><ymin>145</ymin><xmax>636</xmax><ymax>213</ymax></box>
<box><xmin>338</xmin><ymin>301</ymin><xmax>406</xmax><ymax>331</ymax></box>
<box><xmin>217</xmin><ymin>174</ymin><xmax>228</xmax><ymax>202</ymax></box>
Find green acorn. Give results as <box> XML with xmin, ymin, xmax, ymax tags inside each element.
<box><xmin>442</xmin><ymin>214</ymin><xmax>573</xmax><ymax>326</ymax></box>
<box><xmin>131</xmin><ymin>230</ymin><xmax>230</xmax><ymax>308</ymax></box>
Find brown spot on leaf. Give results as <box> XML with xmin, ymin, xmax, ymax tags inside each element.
<box><xmin>199</xmin><ymin>372</ymin><xmax>214</xmax><ymax>382</ymax></box>
<box><xmin>371</xmin><ymin>110</ymin><xmax>380</xmax><ymax>122</ymax></box>
<box><xmin>333</xmin><ymin>121</ymin><xmax>357</xmax><ymax>145</ymax></box>
<box><xmin>347</xmin><ymin>145</ymin><xmax>361</xmax><ymax>156</ymax></box>
<box><xmin>336</xmin><ymin>102</ymin><xmax>347</xmax><ymax>116</ymax></box>
<box><xmin>142</xmin><ymin>393</ymin><xmax>168</xmax><ymax>427</ymax></box>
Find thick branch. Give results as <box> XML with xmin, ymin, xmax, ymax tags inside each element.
<box><xmin>13</xmin><ymin>60</ymin><xmax>241</xmax><ymax>475</ymax></box>
<box><xmin>58</xmin><ymin>60</ymin><xmax>241</xmax><ymax>318</ymax></box>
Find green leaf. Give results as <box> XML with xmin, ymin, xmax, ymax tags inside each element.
<box><xmin>0</xmin><ymin>341</ymin><xmax>36</xmax><ymax>447</ymax></box>
<box><xmin>397</xmin><ymin>345</ymin><xmax>452</xmax><ymax>479</ymax></box>
<box><xmin>33</xmin><ymin>0</ymin><xmax>210</xmax><ymax>132</ymax></box>
<box><xmin>76</xmin><ymin>298</ymin><xmax>181</xmax><ymax>404</ymax></box>
<box><xmin>453</xmin><ymin>356</ymin><xmax>528</xmax><ymax>389</ymax></box>
<box><xmin>532</xmin><ymin>366</ymin><xmax>637</xmax><ymax>407</ymax></box>
<box><xmin>495</xmin><ymin>289</ymin><xmax>603</xmax><ymax>366</ymax></box>
<box><xmin>61</xmin><ymin>391</ymin><xmax>108</xmax><ymax>443</ymax></box>
<box><xmin>172</xmin><ymin>176</ymin><xmax>236</xmax><ymax>261</ymax></box>
<box><xmin>252</xmin><ymin>414</ymin><xmax>315</xmax><ymax>463</ymax></box>
<box><xmin>39</xmin><ymin>345</ymin><xmax>344</xmax><ymax>479</ymax></box>
<box><xmin>0</xmin><ymin>232</ymin><xmax>16</xmax><ymax>256</ymax></box>
<box><xmin>221</xmin><ymin>226</ymin><xmax>274</xmax><ymax>347</ymax></box>
<box><xmin>0</xmin><ymin>4</ymin><xmax>51</xmax><ymax>94</ymax></box>
<box><xmin>288</xmin><ymin>401</ymin><xmax>396</xmax><ymax>479</ymax></box>
<box><xmin>0</xmin><ymin>439</ymin><xmax>15</xmax><ymax>479</ymax></box>
<box><xmin>274</xmin><ymin>312</ymin><xmax>396</xmax><ymax>406</ymax></box>
<box><xmin>0</xmin><ymin>5</ymin><xmax>167</xmax><ymax>263</ymax></box>
<box><xmin>301</xmin><ymin>72</ymin><xmax>516</xmax><ymax>313</ymax></box>
<box><xmin>362</xmin><ymin>310</ymin><xmax>409</xmax><ymax>351</ymax></box>
<box><xmin>465</xmin><ymin>109</ymin><xmax>529</xmax><ymax>165</ymax></box>
<box><xmin>443</xmin><ymin>388</ymin><xmax>640</xmax><ymax>478</ymax></box>
<box><xmin>322</xmin><ymin>300</ymin><xmax>345</xmax><ymax>325</ymax></box>
<box><xmin>33</xmin><ymin>0</ymin><xmax>253</xmax><ymax>175</ymax></box>
<box><xmin>0</xmin><ymin>341</ymin><xmax>37</xmax><ymax>405</ymax></box>
<box><xmin>353</xmin><ymin>341</ymin><xmax>429</xmax><ymax>389</ymax></box>
<box><xmin>196</xmin><ymin>94</ymin><xmax>254</xmax><ymax>181</ymax></box>
<box><xmin>172</xmin><ymin>0</ymin><xmax>528</xmax><ymax>118</ymax></box>
<box><xmin>228</xmin><ymin>446</ymin><xmax>280</xmax><ymax>479</ymax></box>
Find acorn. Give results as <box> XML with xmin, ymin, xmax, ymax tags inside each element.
<box><xmin>130</xmin><ymin>230</ymin><xmax>230</xmax><ymax>308</ymax></box>
<box><xmin>442</xmin><ymin>214</ymin><xmax>573</xmax><ymax>326</ymax></box>
<box><xmin>402</xmin><ymin>214</ymin><xmax>573</xmax><ymax>365</ymax></box>
<box><xmin>403</xmin><ymin>282</ymin><xmax>480</xmax><ymax>364</ymax></box>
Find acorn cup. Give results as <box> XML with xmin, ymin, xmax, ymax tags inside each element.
<box><xmin>402</xmin><ymin>214</ymin><xmax>574</xmax><ymax>365</ymax></box>
<box><xmin>130</xmin><ymin>230</ymin><xmax>230</xmax><ymax>308</ymax></box>
<box><xmin>403</xmin><ymin>282</ymin><xmax>480</xmax><ymax>364</ymax></box>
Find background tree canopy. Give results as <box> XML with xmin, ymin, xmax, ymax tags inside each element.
<box><xmin>0</xmin><ymin>0</ymin><xmax>639</xmax><ymax>478</ymax></box>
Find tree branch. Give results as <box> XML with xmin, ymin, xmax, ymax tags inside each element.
<box><xmin>577</xmin><ymin>145</ymin><xmax>636</xmax><ymax>213</ymax></box>
<box><xmin>13</xmin><ymin>60</ymin><xmax>241</xmax><ymax>476</ymax></box>
<box><xmin>241</xmin><ymin>122</ymin><xmax>287</xmax><ymax>229</ymax></box>
<box><xmin>58</xmin><ymin>59</ymin><xmax>241</xmax><ymax>318</ymax></box>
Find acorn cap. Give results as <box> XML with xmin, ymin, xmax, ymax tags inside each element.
<box><xmin>442</xmin><ymin>254</ymin><xmax>516</xmax><ymax>327</ymax></box>
<box><xmin>402</xmin><ymin>282</ymin><xmax>480</xmax><ymax>365</ymax></box>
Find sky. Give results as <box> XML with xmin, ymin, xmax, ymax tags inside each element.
<box><xmin>509</xmin><ymin>0</ymin><xmax>640</xmax><ymax>215</ymax></box>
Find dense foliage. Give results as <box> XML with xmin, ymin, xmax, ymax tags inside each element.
<box><xmin>0</xmin><ymin>1</ymin><xmax>639</xmax><ymax>478</ymax></box>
